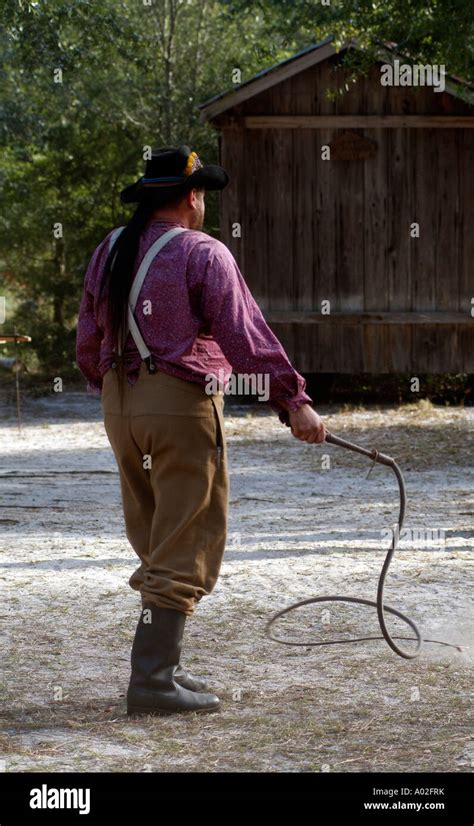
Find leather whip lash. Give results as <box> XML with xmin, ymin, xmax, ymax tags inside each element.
<box><xmin>265</xmin><ymin>431</ymin><xmax>463</xmax><ymax>660</ymax></box>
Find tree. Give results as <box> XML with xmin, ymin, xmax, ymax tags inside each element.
<box><xmin>0</xmin><ymin>0</ymin><xmax>267</xmax><ymax>375</ymax></box>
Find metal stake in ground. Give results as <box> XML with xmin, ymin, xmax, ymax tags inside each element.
<box><xmin>0</xmin><ymin>332</ymin><xmax>32</xmax><ymax>434</ymax></box>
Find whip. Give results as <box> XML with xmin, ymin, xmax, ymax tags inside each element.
<box><xmin>265</xmin><ymin>431</ymin><xmax>463</xmax><ymax>660</ymax></box>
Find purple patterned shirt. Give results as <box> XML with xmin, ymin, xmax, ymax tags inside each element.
<box><xmin>75</xmin><ymin>219</ymin><xmax>313</xmax><ymax>422</ymax></box>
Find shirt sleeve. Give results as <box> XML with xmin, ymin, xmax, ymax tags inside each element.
<box><xmin>196</xmin><ymin>240</ymin><xmax>313</xmax><ymax>419</ymax></box>
<box><xmin>75</xmin><ymin>235</ymin><xmax>111</xmax><ymax>396</ymax></box>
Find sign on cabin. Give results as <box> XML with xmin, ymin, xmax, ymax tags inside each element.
<box><xmin>329</xmin><ymin>130</ymin><xmax>378</xmax><ymax>160</ymax></box>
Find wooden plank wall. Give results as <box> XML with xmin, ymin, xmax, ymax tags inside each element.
<box><xmin>460</xmin><ymin>130</ymin><xmax>474</xmax><ymax>372</ymax></box>
<box><xmin>217</xmin><ymin>56</ymin><xmax>473</xmax><ymax>373</ymax></box>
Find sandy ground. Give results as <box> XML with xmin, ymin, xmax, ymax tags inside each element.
<box><xmin>0</xmin><ymin>383</ymin><xmax>473</xmax><ymax>773</ymax></box>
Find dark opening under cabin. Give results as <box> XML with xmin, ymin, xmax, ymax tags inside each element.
<box><xmin>199</xmin><ymin>38</ymin><xmax>474</xmax><ymax>375</ymax></box>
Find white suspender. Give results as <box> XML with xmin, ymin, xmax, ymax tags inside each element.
<box><xmin>108</xmin><ymin>226</ymin><xmax>125</xmax><ymax>254</ymax></box>
<box><xmin>107</xmin><ymin>225</ymin><xmax>187</xmax><ymax>370</ymax></box>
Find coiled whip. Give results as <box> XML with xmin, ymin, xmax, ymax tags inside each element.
<box><xmin>265</xmin><ymin>432</ymin><xmax>463</xmax><ymax>659</ymax></box>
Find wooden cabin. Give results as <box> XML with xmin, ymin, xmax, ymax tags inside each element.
<box><xmin>199</xmin><ymin>39</ymin><xmax>474</xmax><ymax>374</ymax></box>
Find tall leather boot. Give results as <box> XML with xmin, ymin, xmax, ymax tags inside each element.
<box><xmin>126</xmin><ymin>603</ymin><xmax>220</xmax><ymax>716</ymax></box>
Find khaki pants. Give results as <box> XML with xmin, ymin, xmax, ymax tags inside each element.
<box><xmin>101</xmin><ymin>362</ymin><xmax>229</xmax><ymax>617</ymax></box>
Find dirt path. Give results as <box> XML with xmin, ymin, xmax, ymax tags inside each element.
<box><xmin>0</xmin><ymin>389</ymin><xmax>473</xmax><ymax>772</ymax></box>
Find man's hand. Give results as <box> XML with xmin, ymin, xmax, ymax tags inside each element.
<box><xmin>288</xmin><ymin>404</ymin><xmax>327</xmax><ymax>444</ymax></box>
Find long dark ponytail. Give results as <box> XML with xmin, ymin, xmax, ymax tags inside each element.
<box><xmin>100</xmin><ymin>188</ymin><xmax>183</xmax><ymax>409</ymax></box>
<box><xmin>102</xmin><ymin>193</ymin><xmax>156</xmax><ymax>358</ymax></box>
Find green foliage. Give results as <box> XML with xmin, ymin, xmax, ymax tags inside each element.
<box><xmin>222</xmin><ymin>0</ymin><xmax>474</xmax><ymax>82</ymax></box>
<box><xmin>0</xmin><ymin>0</ymin><xmax>260</xmax><ymax>375</ymax></box>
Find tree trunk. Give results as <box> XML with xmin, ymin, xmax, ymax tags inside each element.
<box><xmin>53</xmin><ymin>236</ymin><xmax>66</xmax><ymax>326</ymax></box>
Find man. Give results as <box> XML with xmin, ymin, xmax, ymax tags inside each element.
<box><xmin>76</xmin><ymin>145</ymin><xmax>326</xmax><ymax>717</ymax></box>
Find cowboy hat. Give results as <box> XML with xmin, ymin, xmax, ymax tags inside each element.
<box><xmin>120</xmin><ymin>144</ymin><xmax>229</xmax><ymax>204</ymax></box>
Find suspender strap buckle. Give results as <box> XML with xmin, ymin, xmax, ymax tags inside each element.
<box><xmin>144</xmin><ymin>355</ymin><xmax>156</xmax><ymax>373</ymax></box>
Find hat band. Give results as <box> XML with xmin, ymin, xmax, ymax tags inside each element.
<box><xmin>142</xmin><ymin>176</ymin><xmax>185</xmax><ymax>184</ymax></box>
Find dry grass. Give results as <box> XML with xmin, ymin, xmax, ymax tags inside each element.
<box><xmin>0</xmin><ymin>392</ymin><xmax>473</xmax><ymax>772</ymax></box>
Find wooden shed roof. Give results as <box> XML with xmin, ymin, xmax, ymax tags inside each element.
<box><xmin>198</xmin><ymin>36</ymin><xmax>474</xmax><ymax>122</ymax></box>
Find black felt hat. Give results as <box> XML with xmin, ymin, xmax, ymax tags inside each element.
<box><xmin>120</xmin><ymin>145</ymin><xmax>229</xmax><ymax>204</ymax></box>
